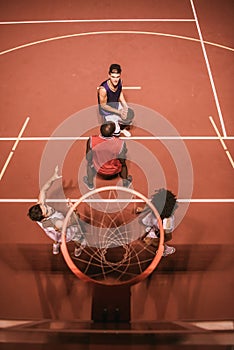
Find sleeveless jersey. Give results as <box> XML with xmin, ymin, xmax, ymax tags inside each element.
<box><xmin>98</xmin><ymin>79</ymin><xmax>122</xmax><ymax>116</ymax></box>
<box><xmin>91</xmin><ymin>135</ymin><xmax>124</xmax><ymax>175</ymax></box>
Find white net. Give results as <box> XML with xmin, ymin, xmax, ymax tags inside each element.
<box><xmin>61</xmin><ymin>186</ymin><xmax>164</xmax><ymax>286</ymax></box>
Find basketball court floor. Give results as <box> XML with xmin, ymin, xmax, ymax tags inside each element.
<box><xmin>0</xmin><ymin>0</ymin><xmax>233</xmax><ymax>348</ymax></box>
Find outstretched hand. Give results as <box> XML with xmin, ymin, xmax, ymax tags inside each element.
<box><xmin>38</xmin><ymin>165</ymin><xmax>62</xmax><ymax>204</ymax></box>
<box><xmin>66</xmin><ymin>198</ymin><xmax>79</xmax><ymax>216</ymax></box>
<box><xmin>52</xmin><ymin>165</ymin><xmax>62</xmax><ymax>180</ymax></box>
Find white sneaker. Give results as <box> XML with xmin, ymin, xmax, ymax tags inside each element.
<box><xmin>74</xmin><ymin>246</ymin><xmax>82</xmax><ymax>257</ymax></box>
<box><xmin>80</xmin><ymin>238</ymin><xmax>87</xmax><ymax>248</ymax></box>
<box><xmin>163</xmin><ymin>244</ymin><xmax>176</xmax><ymax>257</ymax></box>
<box><xmin>120</xmin><ymin>129</ymin><xmax>131</xmax><ymax>137</ymax></box>
<box><xmin>52</xmin><ymin>242</ymin><xmax>60</xmax><ymax>255</ymax></box>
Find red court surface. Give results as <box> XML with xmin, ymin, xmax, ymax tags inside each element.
<box><xmin>0</xmin><ymin>0</ymin><xmax>234</xmax><ymax>348</ymax></box>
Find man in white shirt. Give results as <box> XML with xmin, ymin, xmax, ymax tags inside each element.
<box><xmin>27</xmin><ymin>166</ymin><xmax>86</xmax><ymax>256</ymax></box>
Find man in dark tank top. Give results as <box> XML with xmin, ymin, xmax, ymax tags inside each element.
<box><xmin>98</xmin><ymin>64</ymin><xmax>134</xmax><ymax>137</ymax></box>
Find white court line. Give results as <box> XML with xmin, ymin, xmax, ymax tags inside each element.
<box><xmin>0</xmin><ymin>117</ymin><xmax>30</xmax><ymax>181</ymax></box>
<box><xmin>122</xmin><ymin>86</ymin><xmax>141</xmax><ymax>90</ymax></box>
<box><xmin>0</xmin><ymin>19</ymin><xmax>196</xmax><ymax>24</ymax></box>
<box><xmin>0</xmin><ymin>198</ymin><xmax>233</xmax><ymax>203</ymax></box>
<box><xmin>209</xmin><ymin>116</ymin><xmax>234</xmax><ymax>168</ymax></box>
<box><xmin>190</xmin><ymin>0</ymin><xmax>227</xmax><ymax>138</ymax></box>
<box><xmin>1</xmin><ymin>31</ymin><xmax>233</xmax><ymax>57</ymax></box>
<box><xmin>122</xmin><ymin>86</ymin><xmax>142</xmax><ymax>90</ymax></box>
<box><xmin>0</xmin><ymin>136</ymin><xmax>233</xmax><ymax>141</ymax></box>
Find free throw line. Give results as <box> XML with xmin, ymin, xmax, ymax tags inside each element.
<box><xmin>209</xmin><ymin>116</ymin><xmax>234</xmax><ymax>168</ymax></box>
<box><xmin>0</xmin><ymin>136</ymin><xmax>234</xmax><ymax>141</ymax></box>
<box><xmin>0</xmin><ymin>117</ymin><xmax>30</xmax><ymax>181</ymax></box>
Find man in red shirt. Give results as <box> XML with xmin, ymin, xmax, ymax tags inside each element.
<box><xmin>83</xmin><ymin>122</ymin><xmax>132</xmax><ymax>190</ymax></box>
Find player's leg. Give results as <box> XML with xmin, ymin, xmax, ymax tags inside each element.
<box><xmin>83</xmin><ymin>163</ymin><xmax>96</xmax><ymax>190</ymax></box>
<box><xmin>119</xmin><ymin>159</ymin><xmax>132</xmax><ymax>187</ymax></box>
<box><xmin>52</xmin><ymin>231</ymin><xmax>61</xmax><ymax>254</ymax></box>
<box><xmin>73</xmin><ymin>232</ymin><xmax>87</xmax><ymax>256</ymax></box>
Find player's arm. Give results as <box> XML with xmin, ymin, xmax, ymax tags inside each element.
<box><xmin>118</xmin><ymin>141</ymin><xmax>127</xmax><ymax>160</ymax></box>
<box><xmin>98</xmin><ymin>87</ymin><xmax>121</xmax><ymax>115</ymax></box>
<box><xmin>86</xmin><ymin>138</ymin><xmax>93</xmax><ymax>164</ymax></box>
<box><xmin>118</xmin><ymin>142</ymin><xmax>128</xmax><ymax>177</ymax></box>
<box><xmin>119</xmin><ymin>91</ymin><xmax>128</xmax><ymax>120</ymax></box>
<box><xmin>66</xmin><ymin>198</ymin><xmax>86</xmax><ymax>233</ymax></box>
<box><xmin>38</xmin><ymin>165</ymin><xmax>62</xmax><ymax>205</ymax></box>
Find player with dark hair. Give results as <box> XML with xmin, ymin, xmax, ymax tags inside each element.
<box><xmin>83</xmin><ymin>121</ymin><xmax>132</xmax><ymax>190</ymax></box>
<box><xmin>27</xmin><ymin>166</ymin><xmax>86</xmax><ymax>255</ymax></box>
<box><xmin>136</xmin><ymin>188</ymin><xmax>178</xmax><ymax>257</ymax></box>
<box><xmin>98</xmin><ymin>63</ymin><xmax>134</xmax><ymax>137</ymax></box>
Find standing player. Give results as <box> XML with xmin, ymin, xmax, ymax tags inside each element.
<box><xmin>98</xmin><ymin>63</ymin><xmax>134</xmax><ymax>137</ymax></box>
<box><xmin>83</xmin><ymin>122</ymin><xmax>132</xmax><ymax>190</ymax></box>
<box><xmin>137</xmin><ymin>188</ymin><xmax>178</xmax><ymax>257</ymax></box>
<box><xmin>27</xmin><ymin>166</ymin><xmax>86</xmax><ymax>256</ymax></box>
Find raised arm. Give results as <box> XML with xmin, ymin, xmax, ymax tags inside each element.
<box><xmin>118</xmin><ymin>142</ymin><xmax>128</xmax><ymax>178</ymax></box>
<box><xmin>38</xmin><ymin>165</ymin><xmax>62</xmax><ymax>205</ymax></box>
